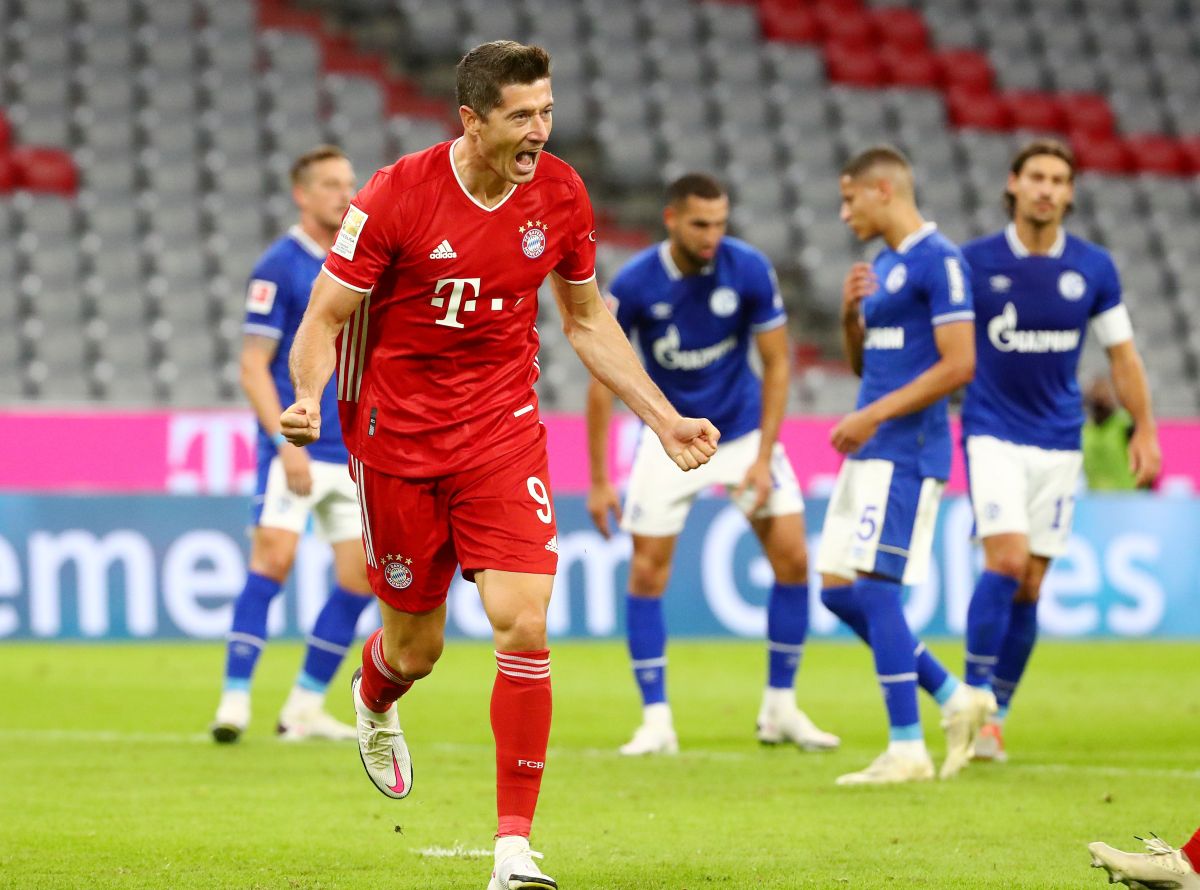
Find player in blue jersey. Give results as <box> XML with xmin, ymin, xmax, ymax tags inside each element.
<box><xmin>958</xmin><ymin>140</ymin><xmax>1160</xmax><ymax>762</ymax></box>
<box><xmin>586</xmin><ymin>173</ymin><xmax>839</xmax><ymax>755</ymax></box>
<box><xmin>211</xmin><ymin>146</ymin><xmax>375</xmax><ymax>743</ymax></box>
<box><xmin>814</xmin><ymin>146</ymin><xmax>996</xmax><ymax>785</ymax></box>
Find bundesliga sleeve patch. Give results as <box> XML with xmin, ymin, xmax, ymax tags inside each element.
<box><xmin>332</xmin><ymin>204</ymin><xmax>368</xmax><ymax>261</ymax></box>
<box><xmin>246</xmin><ymin>279</ymin><xmax>278</xmax><ymax>314</ymax></box>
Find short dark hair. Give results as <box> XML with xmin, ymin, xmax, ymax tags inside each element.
<box><xmin>665</xmin><ymin>172</ymin><xmax>726</xmax><ymax>206</ymax></box>
<box><xmin>1005</xmin><ymin>138</ymin><xmax>1076</xmax><ymax>217</ymax></box>
<box><xmin>290</xmin><ymin>145</ymin><xmax>348</xmax><ymax>186</ymax></box>
<box><xmin>456</xmin><ymin>41</ymin><xmax>552</xmax><ymax>117</ymax></box>
<box><xmin>841</xmin><ymin>144</ymin><xmax>911</xmax><ymax>179</ymax></box>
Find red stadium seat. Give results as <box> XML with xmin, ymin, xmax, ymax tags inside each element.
<box><xmin>817</xmin><ymin>8</ymin><xmax>877</xmax><ymax>49</ymax></box>
<box><xmin>1004</xmin><ymin>91</ymin><xmax>1065</xmax><ymax>133</ymax></box>
<box><xmin>0</xmin><ymin>152</ymin><xmax>16</xmax><ymax>193</ymax></box>
<box><xmin>1059</xmin><ymin>93</ymin><xmax>1116</xmax><ymax>136</ymax></box>
<box><xmin>10</xmin><ymin>147</ymin><xmax>77</xmax><ymax>194</ymax></box>
<box><xmin>1178</xmin><ymin>136</ymin><xmax>1200</xmax><ymax>175</ymax></box>
<box><xmin>937</xmin><ymin>49</ymin><xmax>994</xmax><ymax>95</ymax></box>
<box><xmin>880</xmin><ymin>45</ymin><xmax>941</xmax><ymax>89</ymax></box>
<box><xmin>321</xmin><ymin>34</ymin><xmax>386</xmax><ymax>79</ymax></box>
<box><xmin>1070</xmin><ymin>132</ymin><xmax>1132</xmax><ymax>173</ymax></box>
<box><xmin>947</xmin><ymin>87</ymin><xmax>1011</xmax><ymax>130</ymax></box>
<box><xmin>1125</xmin><ymin>135</ymin><xmax>1186</xmax><ymax>175</ymax></box>
<box><xmin>0</xmin><ymin>111</ymin><xmax>10</xmax><ymax>153</ymax></box>
<box><xmin>824</xmin><ymin>41</ymin><xmax>888</xmax><ymax>87</ymax></box>
<box><xmin>758</xmin><ymin>2</ymin><xmax>820</xmax><ymax>43</ymax></box>
<box><xmin>873</xmin><ymin>8</ymin><xmax>928</xmax><ymax>53</ymax></box>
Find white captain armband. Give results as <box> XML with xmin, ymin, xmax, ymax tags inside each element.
<box><xmin>1091</xmin><ymin>304</ymin><xmax>1133</xmax><ymax>347</ymax></box>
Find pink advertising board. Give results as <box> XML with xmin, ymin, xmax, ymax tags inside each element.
<box><xmin>1</xmin><ymin>408</ymin><xmax>1198</xmax><ymax>495</ymax></box>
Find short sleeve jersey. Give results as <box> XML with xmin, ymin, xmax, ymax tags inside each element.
<box><xmin>962</xmin><ymin>224</ymin><xmax>1129</xmax><ymax>451</ymax></box>
<box><xmin>856</xmin><ymin>223</ymin><xmax>975</xmax><ymax>480</ymax></box>
<box><xmin>608</xmin><ymin>237</ymin><xmax>786</xmax><ymax>441</ymax></box>
<box><xmin>321</xmin><ymin>139</ymin><xmax>597</xmax><ymax>478</ymax></box>
<box><xmin>243</xmin><ymin>226</ymin><xmax>347</xmax><ymax>465</ymax></box>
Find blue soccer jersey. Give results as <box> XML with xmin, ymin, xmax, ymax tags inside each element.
<box><xmin>855</xmin><ymin>223</ymin><xmax>974</xmax><ymax>480</ymax></box>
<box><xmin>608</xmin><ymin>237</ymin><xmax>786</xmax><ymax>442</ymax></box>
<box><xmin>962</xmin><ymin>224</ymin><xmax>1131</xmax><ymax>451</ymax></box>
<box><xmin>242</xmin><ymin>225</ymin><xmax>347</xmax><ymax>466</ymax></box>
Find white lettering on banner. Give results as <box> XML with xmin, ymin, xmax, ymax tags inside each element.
<box><xmin>987</xmin><ymin>303</ymin><xmax>1081</xmax><ymax>354</ymax></box>
<box><xmin>166</xmin><ymin>413</ymin><xmax>257</xmax><ymax>495</ymax></box>
<box><xmin>29</xmin><ymin>531</ymin><xmax>157</xmax><ymax>637</ymax></box>
<box><xmin>808</xmin><ymin>532</ymin><xmax>841</xmax><ymax>636</ymax></box>
<box><xmin>1039</xmin><ymin>537</ymin><xmax>1102</xmax><ymax>635</ymax></box>
<box><xmin>0</xmin><ymin>536</ymin><xmax>20</xmax><ymax>637</ymax></box>
<box><xmin>652</xmin><ymin>325</ymin><xmax>738</xmax><ymax>371</ymax></box>
<box><xmin>904</xmin><ymin>559</ymin><xmax>940</xmax><ymax>633</ymax></box>
<box><xmin>162</xmin><ymin>531</ymin><xmax>245</xmax><ymax>637</ymax></box>
<box><xmin>701</xmin><ymin>506</ymin><xmax>765</xmax><ymax>637</ymax></box>
<box><xmin>1105</xmin><ymin>535</ymin><xmax>1165</xmax><ymax>635</ymax></box>
<box><xmin>940</xmin><ymin>499</ymin><xmax>980</xmax><ymax>634</ymax></box>
<box><xmin>547</xmin><ymin>531</ymin><xmax>628</xmax><ymax>636</ymax></box>
<box><xmin>296</xmin><ymin>535</ymin><xmax>333</xmax><ymax>633</ymax></box>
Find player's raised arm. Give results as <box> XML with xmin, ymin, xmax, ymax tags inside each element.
<box><xmin>282</xmin><ymin>272</ymin><xmax>365</xmax><ymax>446</ymax></box>
<box><xmin>840</xmin><ymin>262</ymin><xmax>874</xmax><ymax>377</ymax></box>
<box><xmin>831</xmin><ymin>320</ymin><xmax>975</xmax><ymax>454</ymax></box>
<box><xmin>1105</xmin><ymin>340</ymin><xmax>1160</xmax><ymax>486</ymax></box>
<box><xmin>549</xmin><ymin>272</ymin><xmax>719</xmax><ymax>471</ymax></box>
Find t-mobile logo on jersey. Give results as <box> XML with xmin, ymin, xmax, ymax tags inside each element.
<box><xmin>431</xmin><ymin>278</ymin><xmax>504</xmax><ymax>328</ymax></box>
<box><xmin>516</xmin><ymin>759</ymin><xmax>545</xmax><ymax>770</ymax></box>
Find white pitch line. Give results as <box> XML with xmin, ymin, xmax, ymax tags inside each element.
<box><xmin>0</xmin><ymin>730</ymin><xmax>1196</xmax><ymax>780</ymax></box>
<box><xmin>417</xmin><ymin>845</ymin><xmax>491</xmax><ymax>859</ymax></box>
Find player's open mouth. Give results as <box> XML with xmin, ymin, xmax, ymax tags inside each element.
<box><xmin>515</xmin><ymin>150</ymin><xmax>539</xmax><ymax>173</ymax></box>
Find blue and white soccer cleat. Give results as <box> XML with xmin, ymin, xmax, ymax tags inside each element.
<box><xmin>488</xmin><ymin>836</ymin><xmax>557</xmax><ymax>890</ymax></box>
<box><xmin>350</xmin><ymin>668</ymin><xmax>413</xmax><ymax>799</ymax></box>
<box><xmin>1089</xmin><ymin>835</ymin><xmax>1200</xmax><ymax>889</ymax></box>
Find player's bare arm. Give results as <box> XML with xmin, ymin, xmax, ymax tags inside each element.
<box><xmin>242</xmin><ymin>333</ymin><xmax>313</xmax><ymax>495</ymax></box>
<box><xmin>585</xmin><ymin>374</ymin><xmax>623</xmax><ymax>537</ymax></box>
<box><xmin>1106</xmin><ymin>339</ymin><xmax>1161</xmax><ymax>486</ymax></box>
<box><xmin>282</xmin><ymin>272</ymin><xmax>365</xmax><ymax>446</ymax></box>
<box><xmin>840</xmin><ymin>262</ymin><xmax>874</xmax><ymax>376</ymax></box>
<box><xmin>831</xmin><ymin>320</ymin><xmax>975</xmax><ymax>454</ymax></box>
<box><xmin>733</xmin><ymin>324</ymin><xmax>789</xmax><ymax>514</ymax></box>
<box><xmin>549</xmin><ymin>272</ymin><xmax>720</xmax><ymax>471</ymax></box>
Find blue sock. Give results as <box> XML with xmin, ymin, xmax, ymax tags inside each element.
<box><xmin>766</xmin><ymin>582</ymin><xmax>808</xmax><ymax>690</ymax></box>
<box><xmin>626</xmin><ymin>595</ymin><xmax>667</xmax><ymax>706</ymax></box>
<box><xmin>854</xmin><ymin>577</ymin><xmax>922</xmax><ymax>741</ymax></box>
<box><xmin>820</xmin><ymin>583</ymin><xmax>870</xmax><ymax>641</ymax></box>
<box><xmin>298</xmin><ymin>587</ymin><xmax>373</xmax><ymax>692</ymax></box>
<box><xmin>965</xmin><ymin>571</ymin><xmax>1020</xmax><ymax>690</ymax></box>
<box><xmin>992</xmin><ymin>600</ymin><xmax>1038</xmax><ymax>712</ymax></box>
<box><xmin>224</xmin><ymin>572</ymin><xmax>283</xmax><ymax>689</ymax></box>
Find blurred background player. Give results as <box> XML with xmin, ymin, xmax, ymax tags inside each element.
<box><xmin>280</xmin><ymin>42</ymin><xmax>718</xmax><ymax>890</ymax></box>
<box><xmin>957</xmin><ymin>140</ymin><xmax>1160</xmax><ymax>763</ymax></box>
<box><xmin>814</xmin><ymin>146</ymin><xmax>993</xmax><ymax>785</ymax></box>
<box><xmin>586</xmin><ymin>172</ymin><xmax>838</xmax><ymax>756</ymax></box>
<box><xmin>1089</xmin><ymin>828</ymin><xmax>1200</xmax><ymax>889</ymax></box>
<box><xmin>1082</xmin><ymin>374</ymin><xmax>1142</xmax><ymax>491</ymax></box>
<box><xmin>211</xmin><ymin>146</ymin><xmax>373</xmax><ymax>743</ymax></box>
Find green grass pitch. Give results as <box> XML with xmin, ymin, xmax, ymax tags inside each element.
<box><xmin>1</xmin><ymin>638</ymin><xmax>1197</xmax><ymax>888</ymax></box>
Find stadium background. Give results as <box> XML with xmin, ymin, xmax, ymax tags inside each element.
<box><xmin>2</xmin><ymin>0</ymin><xmax>1198</xmax><ymax>643</ymax></box>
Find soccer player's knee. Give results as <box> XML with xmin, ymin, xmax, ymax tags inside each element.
<box><xmin>628</xmin><ymin>556</ymin><xmax>670</xmax><ymax>596</ymax></box>
<box><xmin>772</xmin><ymin>548</ymin><xmax>808</xmax><ymax>584</ymax></box>
<box><xmin>385</xmin><ymin>638</ymin><xmax>442</xmax><ymax>680</ymax></box>
<box><xmin>987</xmin><ymin>549</ymin><xmax>1028</xmax><ymax>581</ymax></box>
<box><xmin>1014</xmin><ymin>580</ymin><xmax>1041</xmax><ymax>605</ymax></box>
<box><xmin>493</xmin><ymin>609</ymin><xmax>548</xmax><ymax>651</ymax></box>
<box><xmin>249</xmin><ymin>546</ymin><xmax>294</xmax><ymax>582</ymax></box>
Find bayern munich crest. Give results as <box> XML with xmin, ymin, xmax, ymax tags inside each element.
<box><xmin>519</xmin><ymin>220</ymin><xmax>548</xmax><ymax>258</ymax></box>
<box><xmin>383</xmin><ymin>554</ymin><xmax>414</xmax><ymax>590</ymax></box>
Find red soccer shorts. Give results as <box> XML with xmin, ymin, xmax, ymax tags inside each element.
<box><xmin>349</xmin><ymin>441</ymin><xmax>559</xmax><ymax>613</ymax></box>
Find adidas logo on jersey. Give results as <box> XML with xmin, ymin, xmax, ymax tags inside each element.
<box><xmin>545</xmin><ymin>536</ymin><xmax>558</xmax><ymax>554</ymax></box>
<box><xmin>429</xmin><ymin>240</ymin><xmax>457</xmax><ymax>259</ymax></box>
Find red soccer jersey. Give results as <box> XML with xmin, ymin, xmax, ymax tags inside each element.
<box><xmin>322</xmin><ymin>139</ymin><xmax>597</xmax><ymax>478</ymax></box>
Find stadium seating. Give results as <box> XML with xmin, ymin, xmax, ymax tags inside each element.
<box><xmin>1</xmin><ymin>0</ymin><xmax>1198</xmax><ymax>415</ymax></box>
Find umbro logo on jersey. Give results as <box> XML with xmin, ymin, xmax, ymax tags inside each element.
<box><xmin>429</xmin><ymin>240</ymin><xmax>457</xmax><ymax>259</ymax></box>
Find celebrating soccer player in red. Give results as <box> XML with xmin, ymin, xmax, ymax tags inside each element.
<box><xmin>280</xmin><ymin>41</ymin><xmax>718</xmax><ymax>890</ymax></box>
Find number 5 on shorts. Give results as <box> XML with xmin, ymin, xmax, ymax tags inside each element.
<box><xmin>527</xmin><ymin>476</ymin><xmax>553</xmax><ymax>524</ymax></box>
<box><xmin>856</xmin><ymin>504</ymin><xmax>880</xmax><ymax>541</ymax></box>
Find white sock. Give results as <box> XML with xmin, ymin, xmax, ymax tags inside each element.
<box><xmin>887</xmin><ymin>738</ymin><xmax>927</xmax><ymax>759</ymax></box>
<box><xmin>282</xmin><ymin>685</ymin><xmax>324</xmax><ymax>713</ymax></box>
<box><xmin>762</xmin><ymin>687</ymin><xmax>794</xmax><ymax>712</ymax></box>
<box><xmin>643</xmin><ymin>701</ymin><xmax>673</xmax><ymax>728</ymax></box>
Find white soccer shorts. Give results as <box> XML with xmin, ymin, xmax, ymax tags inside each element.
<box><xmin>256</xmin><ymin>456</ymin><xmax>363</xmax><ymax>543</ymax></box>
<box><xmin>815</xmin><ymin>457</ymin><xmax>944</xmax><ymax>586</ymax></box>
<box><xmin>621</xmin><ymin>426</ymin><xmax>805</xmax><ymax>537</ymax></box>
<box><xmin>965</xmin><ymin>435</ymin><xmax>1082</xmax><ymax>558</ymax></box>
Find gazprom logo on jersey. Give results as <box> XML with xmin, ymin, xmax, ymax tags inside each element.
<box><xmin>651</xmin><ymin>325</ymin><xmax>737</xmax><ymax>371</ymax></box>
<box><xmin>987</xmin><ymin>302</ymin><xmax>1081</xmax><ymax>353</ymax></box>
<box><xmin>865</xmin><ymin>326</ymin><xmax>905</xmax><ymax>350</ymax></box>
<box><xmin>3</xmin><ymin>494</ymin><xmax>1197</xmax><ymax>640</ymax></box>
